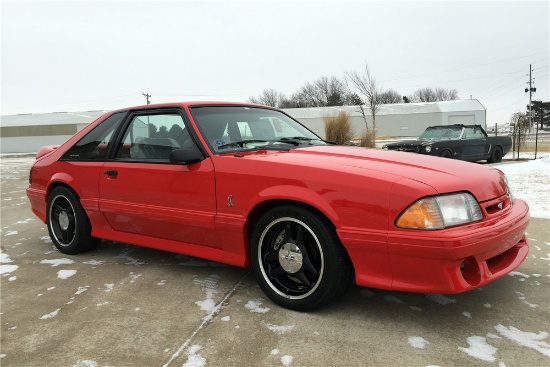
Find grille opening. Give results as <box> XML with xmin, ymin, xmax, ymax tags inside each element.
<box><xmin>486</xmin><ymin>245</ymin><xmax>518</xmax><ymax>274</ymax></box>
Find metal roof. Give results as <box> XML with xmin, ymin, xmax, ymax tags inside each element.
<box><xmin>0</xmin><ymin>111</ymin><xmax>107</xmax><ymax>127</ymax></box>
<box><xmin>283</xmin><ymin>99</ymin><xmax>485</xmax><ymax>119</ymax></box>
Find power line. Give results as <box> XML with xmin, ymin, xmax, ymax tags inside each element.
<box><xmin>381</xmin><ymin>52</ymin><xmax>549</xmax><ymax>83</ymax></box>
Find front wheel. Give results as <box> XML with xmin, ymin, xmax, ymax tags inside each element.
<box><xmin>439</xmin><ymin>150</ymin><xmax>453</xmax><ymax>158</ymax></box>
<box><xmin>47</xmin><ymin>186</ymin><xmax>100</xmax><ymax>254</ymax></box>
<box><xmin>251</xmin><ymin>205</ymin><xmax>353</xmax><ymax>311</ymax></box>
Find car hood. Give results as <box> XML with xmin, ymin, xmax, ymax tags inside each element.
<box><xmin>247</xmin><ymin>146</ymin><xmax>507</xmax><ymax>202</ymax></box>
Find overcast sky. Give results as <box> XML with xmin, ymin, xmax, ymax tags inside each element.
<box><xmin>1</xmin><ymin>1</ymin><xmax>548</xmax><ymax>126</ymax></box>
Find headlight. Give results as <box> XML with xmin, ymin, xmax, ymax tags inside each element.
<box><xmin>503</xmin><ymin>175</ymin><xmax>514</xmax><ymax>203</ymax></box>
<box><xmin>396</xmin><ymin>192</ymin><xmax>483</xmax><ymax>230</ymax></box>
<box><xmin>425</xmin><ymin>145</ymin><xmax>432</xmax><ymax>153</ymax></box>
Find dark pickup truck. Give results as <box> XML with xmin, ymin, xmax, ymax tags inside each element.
<box><xmin>382</xmin><ymin>124</ymin><xmax>512</xmax><ymax>163</ymax></box>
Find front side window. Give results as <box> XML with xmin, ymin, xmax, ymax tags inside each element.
<box><xmin>190</xmin><ymin>106</ymin><xmax>326</xmax><ymax>153</ymax></box>
<box><xmin>61</xmin><ymin>112</ymin><xmax>125</xmax><ymax>161</ymax></box>
<box><xmin>115</xmin><ymin>113</ymin><xmax>190</xmax><ymax>161</ymax></box>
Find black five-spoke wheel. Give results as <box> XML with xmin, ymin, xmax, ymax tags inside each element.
<box><xmin>251</xmin><ymin>205</ymin><xmax>353</xmax><ymax>311</ymax></box>
<box><xmin>50</xmin><ymin>194</ymin><xmax>76</xmax><ymax>245</ymax></box>
<box><xmin>47</xmin><ymin>186</ymin><xmax>99</xmax><ymax>254</ymax></box>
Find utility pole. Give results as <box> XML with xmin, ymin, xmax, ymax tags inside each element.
<box><xmin>525</xmin><ymin>64</ymin><xmax>537</xmax><ymax>158</ymax></box>
<box><xmin>142</xmin><ymin>92</ymin><xmax>151</xmax><ymax>104</ymax></box>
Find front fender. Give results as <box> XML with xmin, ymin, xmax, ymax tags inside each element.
<box><xmin>247</xmin><ymin>185</ymin><xmax>342</xmax><ymax>228</ymax></box>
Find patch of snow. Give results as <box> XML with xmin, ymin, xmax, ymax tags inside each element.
<box><xmin>221</xmin><ymin>316</ymin><xmax>231</xmax><ymax>322</ymax></box>
<box><xmin>409</xmin><ymin>306</ymin><xmax>422</xmax><ymax>312</ymax></box>
<box><xmin>40</xmin><ymin>258</ymin><xmax>75</xmax><ymax>267</ymax></box>
<box><xmin>425</xmin><ymin>294</ymin><xmax>457</xmax><ymax>305</ymax></box>
<box><xmin>157</xmin><ymin>279</ymin><xmax>166</xmax><ymax>286</ymax></box>
<box><xmin>183</xmin><ymin>345</ymin><xmax>206</xmax><ymax>367</ymax></box>
<box><xmin>0</xmin><ymin>264</ymin><xmax>18</xmax><ymax>275</ymax></box>
<box><xmin>8</xmin><ymin>276</ymin><xmax>16</xmax><ymax>281</ymax></box>
<box><xmin>408</xmin><ymin>336</ymin><xmax>429</xmax><ymax>349</ymax></box>
<box><xmin>245</xmin><ymin>299</ymin><xmax>270</xmax><ymax>313</ymax></box>
<box><xmin>484</xmin><ymin>304</ymin><xmax>492</xmax><ymax>308</ymax></box>
<box><xmin>194</xmin><ymin>275</ymin><xmax>219</xmax><ymax>315</ymax></box>
<box><xmin>281</xmin><ymin>355</ymin><xmax>294</xmax><ymax>367</ymax></box>
<box><xmin>104</xmin><ymin>283</ymin><xmax>114</xmax><ymax>292</ymax></box>
<box><xmin>16</xmin><ymin>218</ymin><xmax>35</xmax><ymax>224</ymax></box>
<box><xmin>57</xmin><ymin>270</ymin><xmax>77</xmax><ymax>279</ymax></box>
<box><xmin>263</xmin><ymin>322</ymin><xmax>295</xmax><ymax>334</ymax></box>
<box><xmin>83</xmin><ymin>260</ymin><xmax>105</xmax><ymax>266</ymax></box>
<box><xmin>458</xmin><ymin>335</ymin><xmax>497</xmax><ymax>362</ymax></box>
<box><xmin>40</xmin><ymin>308</ymin><xmax>61</xmax><ymax>320</ymax></box>
<box><xmin>73</xmin><ymin>360</ymin><xmax>98</xmax><ymax>367</ymax></box>
<box><xmin>383</xmin><ymin>295</ymin><xmax>403</xmax><ymax>304</ymax></box>
<box><xmin>271</xmin><ymin>349</ymin><xmax>280</xmax><ymax>355</ymax></box>
<box><xmin>5</xmin><ymin>231</ymin><xmax>18</xmax><ymax>236</ymax></box>
<box><xmin>508</xmin><ymin>271</ymin><xmax>530</xmax><ymax>278</ymax></box>
<box><xmin>115</xmin><ymin>249</ymin><xmax>145</xmax><ymax>266</ymax></box>
<box><xmin>495</xmin><ymin>325</ymin><xmax>550</xmax><ymax>357</ymax></box>
<box><xmin>463</xmin><ymin>311</ymin><xmax>472</xmax><ymax>319</ymax></box>
<box><xmin>75</xmin><ymin>286</ymin><xmax>89</xmax><ymax>296</ymax></box>
<box><xmin>0</xmin><ymin>250</ymin><xmax>14</xmax><ymax>263</ymax></box>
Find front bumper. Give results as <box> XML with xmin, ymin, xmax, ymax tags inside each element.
<box><xmin>340</xmin><ymin>199</ymin><xmax>530</xmax><ymax>293</ymax></box>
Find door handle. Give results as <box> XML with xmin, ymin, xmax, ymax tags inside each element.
<box><xmin>104</xmin><ymin>170</ymin><xmax>118</xmax><ymax>177</ymax></box>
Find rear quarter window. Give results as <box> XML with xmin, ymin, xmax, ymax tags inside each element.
<box><xmin>61</xmin><ymin>112</ymin><xmax>125</xmax><ymax>161</ymax></box>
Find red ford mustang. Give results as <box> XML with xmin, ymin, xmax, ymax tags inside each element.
<box><xmin>27</xmin><ymin>102</ymin><xmax>529</xmax><ymax>310</ymax></box>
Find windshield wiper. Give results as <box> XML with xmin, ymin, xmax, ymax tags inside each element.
<box><xmin>217</xmin><ymin>140</ymin><xmax>269</xmax><ymax>150</ymax></box>
<box><xmin>279</xmin><ymin>136</ymin><xmax>321</xmax><ymax>142</ymax></box>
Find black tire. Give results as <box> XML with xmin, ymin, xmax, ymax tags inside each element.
<box><xmin>488</xmin><ymin>147</ymin><xmax>503</xmax><ymax>163</ymax></box>
<box><xmin>251</xmin><ymin>205</ymin><xmax>353</xmax><ymax>311</ymax></box>
<box><xmin>439</xmin><ymin>150</ymin><xmax>453</xmax><ymax>158</ymax></box>
<box><xmin>47</xmin><ymin>186</ymin><xmax>100</xmax><ymax>254</ymax></box>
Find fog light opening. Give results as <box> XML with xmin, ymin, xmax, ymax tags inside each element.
<box><xmin>460</xmin><ymin>257</ymin><xmax>481</xmax><ymax>286</ymax></box>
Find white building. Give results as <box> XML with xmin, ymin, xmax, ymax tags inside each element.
<box><xmin>283</xmin><ymin>99</ymin><xmax>486</xmax><ymax>139</ymax></box>
<box><xmin>1</xmin><ymin>111</ymin><xmax>106</xmax><ymax>154</ymax></box>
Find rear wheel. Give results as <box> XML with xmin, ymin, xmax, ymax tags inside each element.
<box><xmin>439</xmin><ymin>150</ymin><xmax>452</xmax><ymax>158</ymax></box>
<box><xmin>47</xmin><ymin>186</ymin><xmax>100</xmax><ymax>254</ymax></box>
<box><xmin>251</xmin><ymin>205</ymin><xmax>353</xmax><ymax>311</ymax></box>
<box><xmin>488</xmin><ymin>147</ymin><xmax>503</xmax><ymax>163</ymax></box>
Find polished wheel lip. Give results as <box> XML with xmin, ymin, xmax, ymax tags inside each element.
<box><xmin>258</xmin><ymin>217</ymin><xmax>324</xmax><ymax>300</ymax></box>
<box><xmin>48</xmin><ymin>194</ymin><xmax>76</xmax><ymax>247</ymax></box>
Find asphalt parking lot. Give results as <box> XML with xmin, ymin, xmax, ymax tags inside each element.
<box><xmin>1</xmin><ymin>156</ymin><xmax>549</xmax><ymax>367</ymax></box>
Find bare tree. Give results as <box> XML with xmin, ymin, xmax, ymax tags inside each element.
<box><xmin>248</xmin><ymin>89</ymin><xmax>283</xmax><ymax>107</ymax></box>
<box><xmin>434</xmin><ymin>87</ymin><xmax>459</xmax><ymax>101</ymax></box>
<box><xmin>378</xmin><ymin>89</ymin><xmax>402</xmax><ymax>104</ymax></box>
<box><xmin>346</xmin><ymin>63</ymin><xmax>382</xmax><ymax>135</ymax></box>
<box><xmin>292</xmin><ymin>76</ymin><xmax>347</xmax><ymax>107</ymax></box>
<box><xmin>509</xmin><ymin>111</ymin><xmax>529</xmax><ymax>152</ymax></box>
<box><xmin>409</xmin><ymin>87</ymin><xmax>459</xmax><ymax>102</ymax></box>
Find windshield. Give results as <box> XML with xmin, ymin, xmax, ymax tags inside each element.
<box><xmin>190</xmin><ymin>106</ymin><xmax>327</xmax><ymax>153</ymax></box>
<box><xmin>419</xmin><ymin>126</ymin><xmax>463</xmax><ymax>140</ymax></box>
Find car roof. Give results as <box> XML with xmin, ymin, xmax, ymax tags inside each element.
<box><xmin>110</xmin><ymin>101</ymin><xmax>271</xmax><ymax>114</ymax></box>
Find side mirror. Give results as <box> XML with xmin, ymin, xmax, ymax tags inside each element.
<box><xmin>170</xmin><ymin>146</ymin><xmax>205</xmax><ymax>165</ymax></box>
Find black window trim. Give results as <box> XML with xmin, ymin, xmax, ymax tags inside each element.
<box><xmin>106</xmin><ymin>106</ymin><xmax>209</xmax><ymax>163</ymax></box>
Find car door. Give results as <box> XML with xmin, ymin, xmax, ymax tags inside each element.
<box><xmin>98</xmin><ymin>109</ymin><xmax>218</xmax><ymax>248</ymax></box>
<box><xmin>461</xmin><ymin>126</ymin><xmax>488</xmax><ymax>161</ymax></box>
